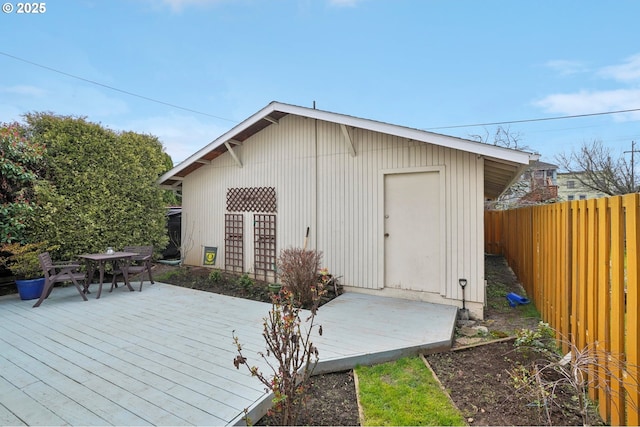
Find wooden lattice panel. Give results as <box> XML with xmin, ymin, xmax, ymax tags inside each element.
<box><xmin>227</xmin><ymin>187</ymin><xmax>276</xmax><ymax>213</ymax></box>
<box><xmin>224</xmin><ymin>214</ymin><xmax>244</xmax><ymax>272</ymax></box>
<box><xmin>254</xmin><ymin>214</ymin><xmax>276</xmax><ymax>281</ymax></box>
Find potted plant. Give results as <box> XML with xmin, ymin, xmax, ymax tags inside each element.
<box><xmin>0</xmin><ymin>242</ymin><xmax>49</xmax><ymax>300</ymax></box>
<box><xmin>268</xmin><ymin>283</ymin><xmax>282</xmax><ymax>294</ymax></box>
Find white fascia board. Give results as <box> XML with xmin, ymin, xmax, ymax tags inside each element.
<box><xmin>272</xmin><ymin>102</ymin><xmax>537</xmax><ymax>165</ymax></box>
<box><xmin>158</xmin><ymin>103</ymin><xmax>281</xmax><ymax>183</ymax></box>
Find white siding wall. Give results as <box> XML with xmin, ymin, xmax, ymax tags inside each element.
<box><xmin>182</xmin><ymin>115</ymin><xmax>485</xmax><ymax>309</ymax></box>
<box><xmin>182</xmin><ymin>115</ymin><xmax>316</xmax><ymax>274</ymax></box>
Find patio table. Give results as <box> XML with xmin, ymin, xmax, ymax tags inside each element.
<box><xmin>78</xmin><ymin>251</ymin><xmax>138</xmax><ymax>299</ymax></box>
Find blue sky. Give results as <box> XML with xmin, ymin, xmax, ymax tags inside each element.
<box><xmin>1</xmin><ymin>0</ymin><xmax>640</xmax><ymax>166</ymax></box>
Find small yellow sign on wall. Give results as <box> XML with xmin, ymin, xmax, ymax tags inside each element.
<box><xmin>203</xmin><ymin>246</ymin><xmax>217</xmax><ymax>266</ymax></box>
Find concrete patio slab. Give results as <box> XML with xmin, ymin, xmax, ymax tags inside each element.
<box><xmin>0</xmin><ymin>282</ymin><xmax>456</xmax><ymax>426</ymax></box>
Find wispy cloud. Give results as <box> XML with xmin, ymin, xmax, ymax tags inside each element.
<box><xmin>535</xmin><ymin>89</ymin><xmax>640</xmax><ymax>117</ymax></box>
<box><xmin>0</xmin><ymin>85</ymin><xmax>48</xmax><ymax>97</ymax></box>
<box><xmin>328</xmin><ymin>0</ymin><xmax>363</xmax><ymax>7</ymax></box>
<box><xmin>599</xmin><ymin>53</ymin><xmax>640</xmax><ymax>83</ymax></box>
<box><xmin>544</xmin><ymin>59</ymin><xmax>588</xmax><ymax>76</ymax></box>
<box><xmin>0</xmin><ymin>81</ymin><xmax>129</xmax><ymax>123</ymax></box>
<box><xmin>157</xmin><ymin>0</ymin><xmax>226</xmax><ymax>12</ymax></box>
<box><xmin>535</xmin><ymin>54</ymin><xmax>640</xmax><ymax>121</ymax></box>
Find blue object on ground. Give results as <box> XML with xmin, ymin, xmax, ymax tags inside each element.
<box><xmin>506</xmin><ymin>292</ymin><xmax>530</xmax><ymax>307</ymax></box>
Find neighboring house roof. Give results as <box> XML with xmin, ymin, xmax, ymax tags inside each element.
<box><xmin>158</xmin><ymin>101</ymin><xmax>539</xmax><ymax>199</ymax></box>
<box><xmin>529</xmin><ymin>160</ymin><xmax>558</xmax><ymax>170</ymax></box>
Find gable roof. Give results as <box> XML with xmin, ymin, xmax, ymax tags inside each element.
<box><xmin>158</xmin><ymin>101</ymin><xmax>539</xmax><ymax>199</ymax></box>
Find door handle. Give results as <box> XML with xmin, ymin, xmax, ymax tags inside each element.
<box><xmin>384</xmin><ymin>233</ymin><xmax>390</xmax><ymax>237</ymax></box>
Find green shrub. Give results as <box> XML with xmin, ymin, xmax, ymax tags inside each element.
<box><xmin>0</xmin><ymin>241</ymin><xmax>53</xmax><ymax>279</ymax></box>
<box><xmin>237</xmin><ymin>273</ymin><xmax>254</xmax><ymax>291</ymax></box>
<box><xmin>514</xmin><ymin>321</ymin><xmax>557</xmax><ymax>356</ymax></box>
<box><xmin>0</xmin><ymin>122</ymin><xmax>45</xmax><ymax>244</ymax></box>
<box><xmin>22</xmin><ymin>113</ymin><xmax>171</xmax><ymax>259</ymax></box>
<box><xmin>208</xmin><ymin>269</ymin><xmax>223</xmax><ymax>284</ymax></box>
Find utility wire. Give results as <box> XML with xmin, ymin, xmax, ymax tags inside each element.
<box><xmin>0</xmin><ymin>51</ymin><xmax>238</xmax><ymax>123</ymax></box>
<box><xmin>425</xmin><ymin>108</ymin><xmax>640</xmax><ymax>130</ymax></box>
<box><xmin>3</xmin><ymin>50</ymin><xmax>640</xmax><ymax>130</ymax></box>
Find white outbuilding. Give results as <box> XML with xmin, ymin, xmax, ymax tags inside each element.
<box><xmin>158</xmin><ymin>102</ymin><xmax>538</xmax><ymax>318</ymax></box>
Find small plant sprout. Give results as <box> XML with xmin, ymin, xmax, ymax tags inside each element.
<box><xmin>237</xmin><ymin>273</ymin><xmax>254</xmax><ymax>292</ymax></box>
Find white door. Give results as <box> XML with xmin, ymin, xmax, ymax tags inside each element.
<box><xmin>384</xmin><ymin>171</ymin><xmax>442</xmax><ymax>293</ymax></box>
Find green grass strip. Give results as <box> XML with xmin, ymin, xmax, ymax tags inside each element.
<box><xmin>355</xmin><ymin>356</ymin><xmax>466</xmax><ymax>426</ymax></box>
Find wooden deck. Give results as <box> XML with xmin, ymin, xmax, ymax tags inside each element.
<box><xmin>0</xmin><ymin>282</ymin><xmax>457</xmax><ymax>426</ymax></box>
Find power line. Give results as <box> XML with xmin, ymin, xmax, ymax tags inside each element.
<box><xmin>3</xmin><ymin>50</ymin><xmax>640</xmax><ymax>131</ymax></box>
<box><xmin>425</xmin><ymin>108</ymin><xmax>640</xmax><ymax>130</ymax></box>
<box><xmin>0</xmin><ymin>51</ymin><xmax>238</xmax><ymax>123</ymax></box>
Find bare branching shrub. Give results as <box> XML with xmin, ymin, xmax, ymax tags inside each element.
<box><xmin>232</xmin><ymin>287</ymin><xmax>324</xmax><ymax>426</ymax></box>
<box><xmin>511</xmin><ymin>323</ymin><xmax>639</xmax><ymax>426</ymax></box>
<box><xmin>277</xmin><ymin>247</ymin><xmax>323</xmax><ymax>308</ymax></box>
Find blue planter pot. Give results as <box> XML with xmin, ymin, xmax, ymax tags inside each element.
<box><xmin>16</xmin><ymin>278</ymin><xmax>45</xmax><ymax>300</ymax></box>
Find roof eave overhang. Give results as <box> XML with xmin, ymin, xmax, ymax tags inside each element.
<box><xmin>483</xmin><ymin>155</ymin><xmax>540</xmax><ymax>200</ymax></box>
<box><xmin>158</xmin><ymin>103</ymin><xmax>284</xmax><ymax>188</ymax></box>
<box><xmin>157</xmin><ymin>102</ymin><xmax>539</xmax><ymax>194</ymax></box>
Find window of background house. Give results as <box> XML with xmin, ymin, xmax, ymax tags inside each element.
<box><xmin>567</xmin><ymin>180</ymin><xmax>575</xmax><ymax>188</ymax></box>
<box><xmin>568</xmin><ymin>195</ymin><xmax>575</xmax><ymax>201</ymax></box>
<box><xmin>579</xmin><ymin>195</ymin><xmax>587</xmax><ymax>200</ymax></box>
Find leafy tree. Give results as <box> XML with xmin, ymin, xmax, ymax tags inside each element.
<box><xmin>0</xmin><ymin>122</ymin><xmax>45</xmax><ymax>243</ymax></box>
<box><xmin>158</xmin><ymin>148</ymin><xmax>179</xmax><ymax>207</ymax></box>
<box><xmin>22</xmin><ymin>113</ymin><xmax>170</xmax><ymax>259</ymax></box>
<box><xmin>555</xmin><ymin>139</ymin><xmax>638</xmax><ymax>196</ymax></box>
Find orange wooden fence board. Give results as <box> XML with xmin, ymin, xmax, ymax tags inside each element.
<box><xmin>609</xmin><ymin>196</ymin><xmax>626</xmax><ymax>426</ymax></box>
<box><xmin>623</xmin><ymin>194</ymin><xmax>639</xmax><ymax>426</ymax></box>
<box><xmin>596</xmin><ymin>197</ymin><xmax>611</xmax><ymax>422</ymax></box>
<box><xmin>485</xmin><ymin>193</ymin><xmax>639</xmax><ymax>426</ymax></box>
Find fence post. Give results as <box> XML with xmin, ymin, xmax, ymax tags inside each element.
<box><xmin>586</xmin><ymin>198</ymin><xmax>599</xmax><ymax>403</ymax></box>
<box><xmin>623</xmin><ymin>193</ymin><xmax>640</xmax><ymax>426</ymax></box>
<box><xmin>610</xmin><ymin>196</ymin><xmax>626</xmax><ymax>426</ymax></box>
<box><xmin>596</xmin><ymin>197</ymin><xmax>612</xmax><ymax>423</ymax></box>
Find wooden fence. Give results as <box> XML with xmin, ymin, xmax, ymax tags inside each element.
<box><xmin>485</xmin><ymin>194</ymin><xmax>639</xmax><ymax>426</ymax></box>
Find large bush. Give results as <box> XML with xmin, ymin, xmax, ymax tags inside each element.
<box><xmin>0</xmin><ymin>122</ymin><xmax>45</xmax><ymax>243</ymax></box>
<box><xmin>22</xmin><ymin>113</ymin><xmax>172</xmax><ymax>259</ymax></box>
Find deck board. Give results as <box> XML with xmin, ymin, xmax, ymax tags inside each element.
<box><xmin>0</xmin><ymin>282</ymin><xmax>456</xmax><ymax>425</ymax></box>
